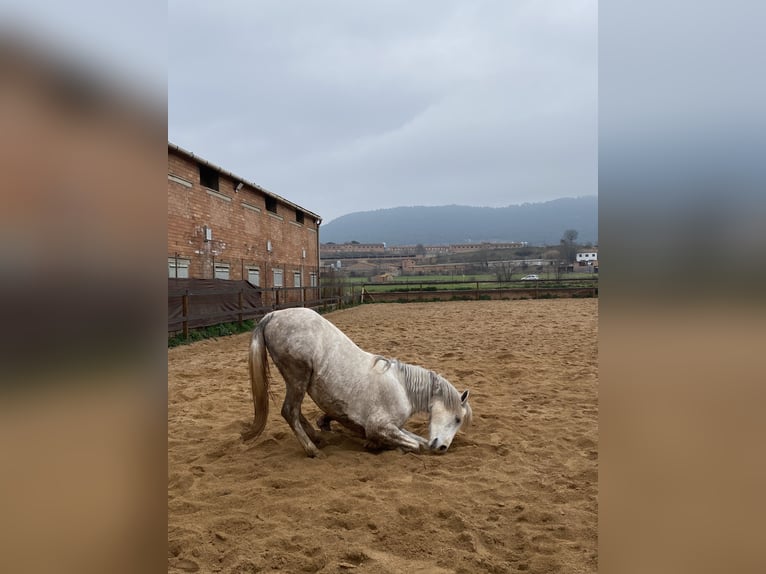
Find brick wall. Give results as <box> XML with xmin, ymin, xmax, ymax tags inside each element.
<box><xmin>167</xmin><ymin>147</ymin><xmax>320</xmax><ymax>288</ymax></box>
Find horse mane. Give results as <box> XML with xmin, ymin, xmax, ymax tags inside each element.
<box><xmin>390</xmin><ymin>359</ymin><xmax>464</xmax><ymax>414</ymax></box>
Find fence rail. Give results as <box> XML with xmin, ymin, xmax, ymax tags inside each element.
<box><xmin>349</xmin><ymin>277</ymin><xmax>598</xmax><ymax>304</ymax></box>
<box><xmin>169</xmin><ymin>277</ymin><xmax>598</xmax><ymax>336</ymax></box>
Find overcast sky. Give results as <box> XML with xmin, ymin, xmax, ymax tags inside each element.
<box><xmin>168</xmin><ymin>0</ymin><xmax>596</xmax><ymax>223</ymax></box>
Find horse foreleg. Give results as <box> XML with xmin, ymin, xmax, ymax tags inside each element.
<box><xmin>281</xmin><ymin>388</ymin><xmax>321</xmax><ymax>458</ymax></box>
<box><xmin>317</xmin><ymin>414</ymin><xmax>366</xmax><ymax>437</ymax></box>
<box><xmin>401</xmin><ymin>429</ymin><xmax>429</xmax><ymax>449</ymax></box>
<box><xmin>367</xmin><ymin>423</ymin><xmax>425</xmax><ymax>453</ymax></box>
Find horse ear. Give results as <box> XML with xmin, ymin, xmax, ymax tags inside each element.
<box><xmin>460</xmin><ymin>390</ymin><xmax>469</xmax><ymax>403</ymax></box>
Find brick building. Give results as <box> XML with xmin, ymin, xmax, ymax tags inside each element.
<box><xmin>168</xmin><ymin>143</ymin><xmax>322</xmax><ymax>291</ymax></box>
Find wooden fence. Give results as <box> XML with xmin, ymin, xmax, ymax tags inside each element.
<box><xmin>169</xmin><ymin>277</ymin><xmax>598</xmax><ymax>336</ymax></box>
<box><xmin>358</xmin><ymin>277</ymin><xmax>598</xmax><ymax>304</ymax></box>
<box><xmin>168</xmin><ymin>281</ymin><xmax>340</xmax><ymax>336</ymax></box>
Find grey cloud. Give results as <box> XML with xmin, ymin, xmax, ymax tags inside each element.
<box><xmin>169</xmin><ymin>0</ymin><xmax>597</xmax><ymax>222</ymax></box>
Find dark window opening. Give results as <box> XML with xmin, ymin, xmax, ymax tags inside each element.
<box><xmin>199</xmin><ymin>164</ymin><xmax>219</xmax><ymax>191</ymax></box>
<box><xmin>265</xmin><ymin>196</ymin><xmax>277</xmax><ymax>213</ymax></box>
<box><xmin>296</xmin><ymin>211</ymin><xmax>305</xmax><ymax>224</ymax></box>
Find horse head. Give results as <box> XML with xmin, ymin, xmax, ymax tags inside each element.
<box><xmin>428</xmin><ymin>385</ymin><xmax>471</xmax><ymax>454</ymax></box>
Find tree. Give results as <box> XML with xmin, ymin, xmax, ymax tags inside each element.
<box><xmin>495</xmin><ymin>262</ymin><xmax>516</xmax><ymax>281</ymax></box>
<box><xmin>561</xmin><ymin>229</ymin><xmax>579</xmax><ymax>264</ymax></box>
<box><xmin>543</xmin><ymin>249</ymin><xmax>562</xmax><ymax>280</ymax></box>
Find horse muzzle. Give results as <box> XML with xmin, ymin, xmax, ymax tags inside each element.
<box><xmin>429</xmin><ymin>438</ymin><xmax>449</xmax><ymax>453</ymax></box>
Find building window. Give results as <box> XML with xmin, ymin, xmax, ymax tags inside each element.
<box><xmin>310</xmin><ymin>272</ymin><xmax>317</xmax><ymax>287</ymax></box>
<box><xmin>272</xmin><ymin>269</ymin><xmax>283</xmax><ymax>287</ymax></box>
<box><xmin>168</xmin><ymin>257</ymin><xmax>190</xmax><ymax>278</ymax></box>
<box><xmin>296</xmin><ymin>210</ymin><xmax>304</xmax><ymax>224</ymax></box>
<box><xmin>293</xmin><ymin>272</ymin><xmax>302</xmax><ymax>287</ymax></box>
<box><xmin>214</xmin><ymin>263</ymin><xmax>230</xmax><ymax>280</ymax></box>
<box><xmin>265</xmin><ymin>196</ymin><xmax>277</xmax><ymax>214</ymax></box>
<box><xmin>247</xmin><ymin>267</ymin><xmax>260</xmax><ymax>287</ymax></box>
<box><xmin>199</xmin><ymin>164</ymin><xmax>219</xmax><ymax>191</ymax></box>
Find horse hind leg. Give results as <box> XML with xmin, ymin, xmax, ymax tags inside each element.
<box><xmin>316</xmin><ymin>413</ymin><xmax>333</xmax><ymax>431</ymax></box>
<box><xmin>299</xmin><ymin>413</ymin><xmax>321</xmax><ymax>443</ymax></box>
<box><xmin>281</xmin><ymin>381</ymin><xmax>322</xmax><ymax>458</ymax></box>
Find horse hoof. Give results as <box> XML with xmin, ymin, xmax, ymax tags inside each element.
<box><xmin>363</xmin><ymin>441</ymin><xmax>386</xmax><ymax>453</ymax></box>
<box><xmin>316</xmin><ymin>415</ymin><xmax>332</xmax><ymax>431</ymax></box>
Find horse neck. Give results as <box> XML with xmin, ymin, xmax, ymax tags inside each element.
<box><xmin>396</xmin><ymin>361</ymin><xmax>455</xmax><ymax>414</ymax></box>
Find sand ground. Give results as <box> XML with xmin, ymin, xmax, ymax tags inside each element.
<box><xmin>168</xmin><ymin>299</ymin><xmax>598</xmax><ymax>573</ymax></box>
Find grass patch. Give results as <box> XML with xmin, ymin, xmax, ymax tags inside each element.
<box><xmin>169</xmin><ymin>320</ymin><xmax>256</xmax><ymax>348</ymax></box>
<box><xmin>572</xmin><ymin>291</ymin><xmax>597</xmax><ymax>298</ymax></box>
<box><xmin>537</xmin><ymin>293</ymin><xmax>559</xmax><ymax>299</ymax></box>
<box><xmin>449</xmin><ymin>295</ymin><xmax>473</xmax><ymax>301</ymax></box>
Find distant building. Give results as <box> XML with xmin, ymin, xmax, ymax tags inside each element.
<box><xmin>320</xmin><ymin>241</ymin><xmax>523</xmax><ymax>257</ymax></box>
<box><xmin>576</xmin><ymin>251</ymin><xmax>598</xmax><ymax>272</ymax></box>
<box><xmin>450</xmin><ymin>242</ymin><xmax>523</xmax><ymax>253</ymax></box>
<box><xmin>576</xmin><ymin>251</ymin><xmax>598</xmax><ymax>263</ymax></box>
<box><xmin>320</xmin><ymin>243</ymin><xmax>385</xmax><ymax>255</ymax></box>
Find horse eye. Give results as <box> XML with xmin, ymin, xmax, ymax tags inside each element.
<box><xmin>455</xmin><ymin>417</ymin><xmax>461</xmax><ymax>424</ymax></box>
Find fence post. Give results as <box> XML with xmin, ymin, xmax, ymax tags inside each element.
<box><xmin>238</xmin><ymin>289</ymin><xmax>243</xmax><ymax>326</ymax></box>
<box><xmin>182</xmin><ymin>290</ymin><xmax>189</xmax><ymax>339</ymax></box>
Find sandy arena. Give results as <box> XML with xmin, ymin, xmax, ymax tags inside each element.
<box><xmin>168</xmin><ymin>299</ymin><xmax>598</xmax><ymax>573</ymax></box>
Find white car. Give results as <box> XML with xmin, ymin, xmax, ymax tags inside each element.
<box><xmin>520</xmin><ymin>274</ymin><xmax>539</xmax><ymax>281</ymax></box>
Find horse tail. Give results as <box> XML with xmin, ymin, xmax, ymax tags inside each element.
<box><xmin>245</xmin><ymin>313</ymin><xmax>273</xmax><ymax>441</ymax></box>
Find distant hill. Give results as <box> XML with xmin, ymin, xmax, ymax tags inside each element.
<box><xmin>320</xmin><ymin>197</ymin><xmax>597</xmax><ymax>246</ymax></box>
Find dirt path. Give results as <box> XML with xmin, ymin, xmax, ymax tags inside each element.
<box><xmin>168</xmin><ymin>299</ymin><xmax>598</xmax><ymax>573</ymax></box>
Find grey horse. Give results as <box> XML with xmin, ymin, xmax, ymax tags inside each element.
<box><xmin>245</xmin><ymin>307</ymin><xmax>471</xmax><ymax>457</ymax></box>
